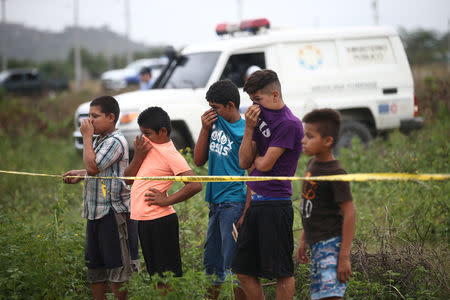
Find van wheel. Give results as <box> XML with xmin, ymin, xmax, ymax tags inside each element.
<box><xmin>171</xmin><ymin>128</ymin><xmax>189</xmax><ymax>150</ymax></box>
<box><xmin>335</xmin><ymin>120</ymin><xmax>372</xmax><ymax>154</ymax></box>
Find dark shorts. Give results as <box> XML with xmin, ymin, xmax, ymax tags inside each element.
<box><xmin>85</xmin><ymin>212</ymin><xmax>139</xmax><ymax>283</ymax></box>
<box><xmin>232</xmin><ymin>200</ymin><xmax>294</xmax><ymax>279</ymax></box>
<box><xmin>138</xmin><ymin>213</ymin><xmax>182</xmax><ymax>277</ymax></box>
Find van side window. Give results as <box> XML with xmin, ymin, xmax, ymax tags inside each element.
<box><xmin>220</xmin><ymin>53</ymin><xmax>266</xmax><ymax>87</ymax></box>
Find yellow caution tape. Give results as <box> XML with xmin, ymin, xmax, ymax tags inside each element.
<box><xmin>0</xmin><ymin>170</ymin><xmax>449</xmax><ymax>182</ymax></box>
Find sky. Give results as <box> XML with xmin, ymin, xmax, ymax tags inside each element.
<box><xmin>4</xmin><ymin>0</ymin><xmax>450</xmax><ymax>48</ymax></box>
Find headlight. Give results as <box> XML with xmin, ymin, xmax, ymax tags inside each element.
<box><xmin>120</xmin><ymin>112</ymin><xmax>139</xmax><ymax>124</ymax></box>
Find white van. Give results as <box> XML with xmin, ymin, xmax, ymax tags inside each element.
<box><xmin>73</xmin><ymin>18</ymin><xmax>422</xmax><ymax>152</ymax></box>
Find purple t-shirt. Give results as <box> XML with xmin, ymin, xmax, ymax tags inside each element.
<box><xmin>247</xmin><ymin>104</ymin><xmax>303</xmax><ymax>198</ymax></box>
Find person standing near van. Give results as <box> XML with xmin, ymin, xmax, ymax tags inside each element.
<box><xmin>297</xmin><ymin>108</ymin><xmax>356</xmax><ymax>300</ymax></box>
<box><xmin>193</xmin><ymin>80</ymin><xmax>247</xmax><ymax>300</ymax></box>
<box><xmin>243</xmin><ymin>65</ymin><xmax>261</xmax><ymax>83</ymax></box>
<box><xmin>139</xmin><ymin>67</ymin><xmax>154</xmax><ymax>90</ymax></box>
<box><xmin>62</xmin><ymin>96</ymin><xmax>139</xmax><ymax>300</ymax></box>
<box><xmin>233</xmin><ymin>69</ymin><xmax>303</xmax><ymax>300</ymax></box>
<box><xmin>124</xmin><ymin>107</ymin><xmax>202</xmax><ymax>292</ymax></box>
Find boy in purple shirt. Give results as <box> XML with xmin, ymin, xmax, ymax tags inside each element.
<box><xmin>232</xmin><ymin>69</ymin><xmax>303</xmax><ymax>300</ymax></box>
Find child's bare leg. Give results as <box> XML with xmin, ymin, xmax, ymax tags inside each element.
<box><xmin>276</xmin><ymin>276</ymin><xmax>294</xmax><ymax>300</ymax></box>
<box><xmin>111</xmin><ymin>282</ymin><xmax>127</xmax><ymax>300</ymax></box>
<box><xmin>91</xmin><ymin>282</ymin><xmax>107</xmax><ymax>300</ymax></box>
<box><xmin>236</xmin><ymin>273</ymin><xmax>265</xmax><ymax>300</ymax></box>
<box><xmin>206</xmin><ymin>285</ymin><xmax>221</xmax><ymax>300</ymax></box>
<box><xmin>157</xmin><ymin>282</ymin><xmax>172</xmax><ymax>296</ymax></box>
<box><xmin>234</xmin><ymin>286</ymin><xmax>247</xmax><ymax>300</ymax></box>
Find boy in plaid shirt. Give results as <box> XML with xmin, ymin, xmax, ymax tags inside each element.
<box><xmin>63</xmin><ymin>96</ymin><xmax>138</xmax><ymax>300</ymax></box>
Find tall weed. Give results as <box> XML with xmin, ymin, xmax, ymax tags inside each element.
<box><xmin>0</xmin><ymin>100</ymin><xmax>448</xmax><ymax>298</ymax></box>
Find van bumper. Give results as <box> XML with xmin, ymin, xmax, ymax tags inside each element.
<box><xmin>399</xmin><ymin>117</ymin><xmax>424</xmax><ymax>133</ymax></box>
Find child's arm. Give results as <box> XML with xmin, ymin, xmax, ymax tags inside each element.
<box><xmin>253</xmin><ymin>146</ymin><xmax>286</xmax><ymax>172</ymax></box>
<box><xmin>239</xmin><ymin>105</ymin><xmax>259</xmax><ymax>169</ymax></box>
<box><xmin>296</xmin><ymin>230</ymin><xmax>309</xmax><ymax>264</ymax></box>
<box><xmin>144</xmin><ymin>170</ymin><xmax>202</xmax><ymax>206</ymax></box>
<box><xmin>80</xmin><ymin>119</ymin><xmax>99</xmax><ymax>175</ymax></box>
<box><xmin>236</xmin><ymin>185</ymin><xmax>252</xmax><ymax>230</ymax></box>
<box><xmin>124</xmin><ymin>135</ymin><xmax>152</xmax><ymax>185</ymax></box>
<box><xmin>337</xmin><ymin>200</ymin><xmax>356</xmax><ymax>283</ymax></box>
<box><xmin>193</xmin><ymin>109</ymin><xmax>217</xmax><ymax>166</ymax></box>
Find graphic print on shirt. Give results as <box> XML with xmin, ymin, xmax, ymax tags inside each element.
<box><xmin>258</xmin><ymin>119</ymin><xmax>271</xmax><ymax>138</ymax></box>
<box><xmin>301</xmin><ymin>171</ymin><xmax>316</xmax><ymax>218</ymax></box>
<box><xmin>210</xmin><ymin>124</ymin><xmax>234</xmax><ymax>156</ymax></box>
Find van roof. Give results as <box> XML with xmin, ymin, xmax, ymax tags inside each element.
<box><xmin>182</xmin><ymin>26</ymin><xmax>399</xmax><ymax>54</ymax></box>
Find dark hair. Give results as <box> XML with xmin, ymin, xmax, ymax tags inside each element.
<box><xmin>140</xmin><ymin>67</ymin><xmax>152</xmax><ymax>75</ymax></box>
<box><xmin>90</xmin><ymin>96</ymin><xmax>120</xmax><ymax>124</ymax></box>
<box><xmin>243</xmin><ymin>69</ymin><xmax>282</xmax><ymax>98</ymax></box>
<box><xmin>302</xmin><ymin>108</ymin><xmax>341</xmax><ymax>147</ymax></box>
<box><xmin>137</xmin><ymin>106</ymin><xmax>172</xmax><ymax>135</ymax></box>
<box><xmin>206</xmin><ymin>79</ymin><xmax>240</xmax><ymax>108</ymax></box>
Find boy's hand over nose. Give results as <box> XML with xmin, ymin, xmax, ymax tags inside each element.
<box><xmin>201</xmin><ymin>109</ymin><xmax>218</xmax><ymax>131</ymax></box>
<box><xmin>80</xmin><ymin>119</ymin><xmax>94</xmax><ymax>137</ymax></box>
<box><xmin>244</xmin><ymin>105</ymin><xmax>261</xmax><ymax>129</ymax></box>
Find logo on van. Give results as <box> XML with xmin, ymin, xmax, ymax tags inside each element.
<box><xmin>299</xmin><ymin>45</ymin><xmax>323</xmax><ymax>70</ymax></box>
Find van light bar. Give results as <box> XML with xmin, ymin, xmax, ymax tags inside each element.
<box><xmin>240</xmin><ymin>18</ymin><xmax>270</xmax><ymax>32</ymax></box>
<box><xmin>216</xmin><ymin>18</ymin><xmax>270</xmax><ymax>36</ymax></box>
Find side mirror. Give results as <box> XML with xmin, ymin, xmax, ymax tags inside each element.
<box><xmin>165</xmin><ymin>46</ymin><xmax>178</xmax><ymax>61</ymax></box>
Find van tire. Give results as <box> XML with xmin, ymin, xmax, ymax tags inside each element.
<box><xmin>171</xmin><ymin>128</ymin><xmax>189</xmax><ymax>150</ymax></box>
<box><xmin>335</xmin><ymin>120</ymin><xmax>372</xmax><ymax>154</ymax></box>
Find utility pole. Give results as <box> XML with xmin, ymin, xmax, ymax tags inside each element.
<box><xmin>236</xmin><ymin>0</ymin><xmax>243</xmax><ymax>22</ymax></box>
<box><xmin>1</xmin><ymin>0</ymin><xmax>7</xmax><ymax>71</ymax></box>
<box><xmin>447</xmin><ymin>18</ymin><xmax>449</xmax><ymax>73</ymax></box>
<box><xmin>124</xmin><ymin>0</ymin><xmax>132</xmax><ymax>64</ymax></box>
<box><xmin>74</xmin><ymin>0</ymin><xmax>81</xmax><ymax>90</ymax></box>
<box><xmin>372</xmin><ymin>0</ymin><xmax>379</xmax><ymax>26</ymax></box>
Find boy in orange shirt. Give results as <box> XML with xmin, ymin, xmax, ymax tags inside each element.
<box><xmin>124</xmin><ymin>107</ymin><xmax>202</xmax><ymax>283</ymax></box>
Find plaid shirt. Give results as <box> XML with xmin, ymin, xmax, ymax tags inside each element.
<box><xmin>82</xmin><ymin>130</ymin><xmax>130</xmax><ymax>220</ymax></box>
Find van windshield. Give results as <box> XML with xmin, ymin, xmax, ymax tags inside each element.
<box><xmin>163</xmin><ymin>52</ymin><xmax>220</xmax><ymax>89</ymax></box>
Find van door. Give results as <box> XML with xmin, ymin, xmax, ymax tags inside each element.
<box><xmin>338</xmin><ymin>36</ymin><xmax>414</xmax><ymax>130</ymax></box>
<box><xmin>267</xmin><ymin>40</ymin><xmax>340</xmax><ymax>120</ymax></box>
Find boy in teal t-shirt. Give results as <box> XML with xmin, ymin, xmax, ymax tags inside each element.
<box><xmin>194</xmin><ymin>80</ymin><xmax>247</xmax><ymax>300</ymax></box>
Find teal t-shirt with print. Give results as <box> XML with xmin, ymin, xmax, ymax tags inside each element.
<box><xmin>206</xmin><ymin>114</ymin><xmax>246</xmax><ymax>204</ymax></box>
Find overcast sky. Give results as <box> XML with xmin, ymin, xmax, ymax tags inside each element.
<box><xmin>4</xmin><ymin>0</ymin><xmax>450</xmax><ymax>47</ymax></box>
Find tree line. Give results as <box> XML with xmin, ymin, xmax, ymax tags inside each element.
<box><xmin>0</xmin><ymin>47</ymin><xmax>165</xmax><ymax>81</ymax></box>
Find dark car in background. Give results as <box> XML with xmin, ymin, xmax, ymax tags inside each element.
<box><xmin>0</xmin><ymin>68</ymin><xmax>69</xmax><ymax>95</ymax></box>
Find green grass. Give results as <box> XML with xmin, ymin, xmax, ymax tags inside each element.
<box><xmin>0</xmin><ymin>98</ymin><xmax>449</xmax><ymax>299</ymax></box>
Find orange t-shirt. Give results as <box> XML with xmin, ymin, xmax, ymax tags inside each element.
<box><xmin>130</xmin><ymin>139</ymin><xmax>191</xmax><ymax>221</ymax></box>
